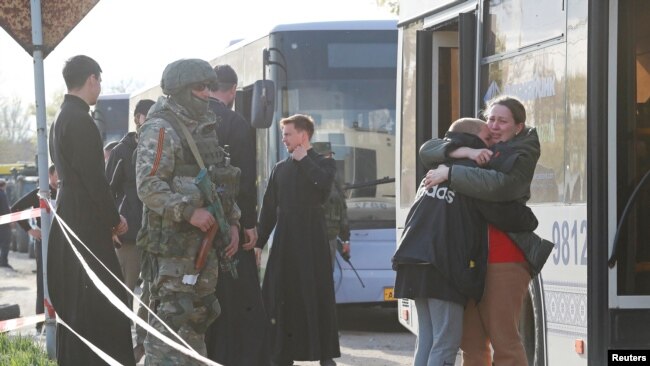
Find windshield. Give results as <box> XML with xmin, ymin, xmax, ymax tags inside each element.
<box><xmin>272</xmin><ymin>29</ymin><xmax>398</xmax><ymax>229</ymax></box>
<box><xmin>284</xmin><ymin>78</ymin><xmax>396</xmax><ymax>229</ymax></box>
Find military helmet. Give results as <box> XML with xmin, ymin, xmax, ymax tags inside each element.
<box><xmin>160</xmin><ymin>59</ymin><xmax>217</xmax><ymax>96</ymax></box>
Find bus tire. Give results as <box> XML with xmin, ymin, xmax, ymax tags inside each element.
<box><xmin>519</xmin><ymin>275</ymin><xmax>547</xmax><ymax>366</ymax></box>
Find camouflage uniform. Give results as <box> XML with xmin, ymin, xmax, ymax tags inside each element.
<box><xmin>324</xmin><ymin>179</ymin><xmax>350</xmax><ymax>267</ymax></box>
<box><xmin>136</xmin><ymin>59</ymin><xmax>240</xmax><ymax>365</ymax></box>
<box><xmin>314</xmin><ymin>142</ymin><xmax>351</xmax><ymax>269</ymax></box>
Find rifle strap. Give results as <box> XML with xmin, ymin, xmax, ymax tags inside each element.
<box><xmin>175</xmin><ymin>120</ymin><xmax>206</xmax><ymax>170</ymax></box>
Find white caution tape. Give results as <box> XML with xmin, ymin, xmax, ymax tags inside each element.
<box><xmin>0</xmin><ymin>208</ymin><xmax>41</xmax><ymax>225</ymax></box>
<box><xmin>0</xmin><ymin>313</ymin><xmax>45</xmax><ymax>333</ymax></box>
<box><xmin>56</xmin><ymin>316</ymin><xmax>123</xmax><ymax>366</ymax></box>
<box><xmin>49</xmin><ymin>202</ymin><xmax>222</xmax><ymax>366</ymax></box>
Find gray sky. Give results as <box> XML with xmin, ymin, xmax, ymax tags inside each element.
<box><xmin>0</xmin><ymin>0</ymin><xmax>392</xmax><ymax>103</ymax></box>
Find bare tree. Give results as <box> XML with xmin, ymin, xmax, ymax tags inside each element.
<box><xmin>0</xmin><ymin>97</ymin><xmax>34</xmax><ymax>143</ymax></box>
<box><xmin>26</xmin><ymin>88</ymin><xmax>64</xmax><ymax>128</ymax></box>
<box><xmin>104</xmin><ymin>78</ymin><xmax>144</xmax><ymax>94</ymax></box>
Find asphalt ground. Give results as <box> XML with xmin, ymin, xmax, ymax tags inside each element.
<box><xmin>0</xmin><ymin>250</ymin><xmax>417</xmax><ymax>365</ymax></box>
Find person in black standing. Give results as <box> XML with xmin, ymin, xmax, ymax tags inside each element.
<box><xmin>10</xmin><ymin>164</ymin><xmax>58</xmax><ymax>330</ymax></box>
<box><xmin>48</xmin><ymin>55</ymin><xmax>135</xmax><ymax>366</ymax></box>
<box><xmin>257</xmin><ymin>114</ymin><xmax>340</xmax><ymax>366</ymax></box>
<box><xmin>204</xmin><ymin>64</ymin><xmax>269</xmax><ymax>366</ymax></box>
<box><xmin>105</xmin><ymin>98</ymin><xmax>154</xmax><ymax>362</ymax></box>
<box><xmin>105</xmin><ymin>99</ymin><xmax>155</xmax><ymax>300</ymax></box>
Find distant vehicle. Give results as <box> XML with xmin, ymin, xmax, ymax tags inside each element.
<box><xmin>2</xmin><ymin>165</ymin><xmax>39</xmax><ymax>255</ymax></box>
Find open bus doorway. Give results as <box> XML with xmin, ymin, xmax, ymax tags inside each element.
<box><xmin>615</xmin><ymin>0</ymin><xmax>650</xmax><ymax>298</ymax></box>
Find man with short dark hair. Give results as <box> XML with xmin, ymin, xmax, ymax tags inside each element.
<box><xmin>48</xmin><ymin>55</ymin><xmax>135</xmax><ymax>366</ymax></box>
<box><xmin>205</xmin><ymin>65</ymin><xmax>269</xmax><ymax>365</ymax></box>
<box><xmin>257</xmin><ymin>114</ymin><xmax>340</xmax><ymax>366</ymax></box>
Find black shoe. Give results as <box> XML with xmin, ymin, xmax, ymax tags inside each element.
<box><xmin>320</xmin><ymin>359</ymin><xmax>336</xmax><ymax>366</ymax></box>
<box><xmin>0</xmin><ymin>263</ymin><xmax>13</xmax><ymax>269</ymax></box>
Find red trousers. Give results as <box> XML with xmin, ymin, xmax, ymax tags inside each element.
<box><xmin>461</xmin><ymin>262</ymin><xmax>531</xmax><ymax>366</ymax></box>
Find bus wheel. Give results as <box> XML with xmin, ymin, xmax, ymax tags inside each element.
<box><xmin>519</xmin><ymin>275</ymin><xmax>546</xmax><ymax>366</ymax></box>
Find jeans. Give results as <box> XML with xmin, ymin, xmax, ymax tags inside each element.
<box><xmin>414</xmin><ymin>298</ymin><xmax>463</xmax><ymax>366</ymax></box>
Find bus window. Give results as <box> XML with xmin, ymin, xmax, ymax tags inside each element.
<box><xmin>275</xmin><ymin>29</ymin><xmax>398</xmax><ymax>229</ymax></box>
<box><xmin>480</xmin><ymin>44</ymin><xmax>566</xmax><ymax>203</ymax></box>
<box><xmin>483</xmin><ymin>0</ymin><xmax>565</xmax><ymax>58</ymax></box>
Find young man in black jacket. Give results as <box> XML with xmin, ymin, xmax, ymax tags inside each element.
<box><xmin>104</xmin><ymin>98</ymin><xmax>154</xmax><ymax>362</ymax></box>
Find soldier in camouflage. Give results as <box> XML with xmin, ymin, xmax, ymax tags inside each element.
<box><xmin>313</xmin><ymin>142</ymin><xmax>351</xmax><ymax>269</ymax></box>
<box><xmin>135</xmin><ymin>58</ymin><xmax>241</xmax><ymax>365</ymax></box>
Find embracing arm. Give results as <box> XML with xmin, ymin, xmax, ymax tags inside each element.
<box><xmin>449</xmin><ymin>151</ymin><xmax>537</xmax><ymax>202</ymax></box>
<box><xmin>420</xmin><ymin>137</ymin><xmax>492</xmax><ymax>168</ymax></box>
<box><xmin>475</xmin><ymin>200</ymin><xmax>538</xmax><ymax>232</ymax></box>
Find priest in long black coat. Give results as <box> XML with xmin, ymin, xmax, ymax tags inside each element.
<box><xmin>257</xmin><ymin>114</ymin><xmax>341</xmax><ymax>366</ymax></box>
<box><xmin>48</xmin><ymin>55</ymin><xmax>135</xmax><ymax>366</ymax></box>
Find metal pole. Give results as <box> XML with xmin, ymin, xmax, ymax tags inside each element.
<box><xmin>30</xmin><ymin>0</ymin><xmax>55</xmax><ymax>357</ymax></box>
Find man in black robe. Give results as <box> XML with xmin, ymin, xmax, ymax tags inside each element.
<box><xmin>205</xmin><ymin>64</ymin><xmax>269</xmax><ymax>365</ymax></box>
<box><xmin>257</xmin><ymin>114</ymin><xmax>340</xmax><ymax>366</ymax></box>
<box><xmin>48</xmin><ymin>55</ymin><xmax>135</xmax><ymax>366</ymax></box>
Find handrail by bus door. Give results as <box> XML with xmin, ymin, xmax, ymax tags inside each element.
<box><xmin>607</xmin><ymin>169</ymin><xmax>650</xmax><ymax>268</ymax></box>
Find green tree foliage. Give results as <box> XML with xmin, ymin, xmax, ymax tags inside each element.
<box><xmin>376</xmin><ymin>0</ymin><xmax>400</xmax><ymax>15</ymax></box>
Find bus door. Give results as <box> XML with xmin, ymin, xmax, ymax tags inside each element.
<box><xmin>397</xmin><ymin>12</ymin><xmax>468</xmax><ymax>333</ymax></box>
<box><xmin>415</xmin><ymin>30</ymin><xmax>459</xmax><ymax>182</ymax></box>
<box><xmin>608</xmin><ymin>0</ymin><xmax>650</xmax><ymax>351</ymax></box>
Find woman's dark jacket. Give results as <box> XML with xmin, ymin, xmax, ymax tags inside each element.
<box><xmin>419</xmin><ymin>128</ymin><xmax>554</xmax><ymax>275</ymax></box>
<box><xmin>393</xmin><ymin>133</ymin><xmax>538</xmax><ymax>302</ymax></box>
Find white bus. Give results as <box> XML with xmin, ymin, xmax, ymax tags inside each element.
<box><xmin>132</xmin><ymin>20</ymin><xmax>399</xmax><ymax>305</ymax></box>
<box><xmin>395</xmin><ymin>0</ymin><xmax>650</xmax><ymax>365</ymax></box>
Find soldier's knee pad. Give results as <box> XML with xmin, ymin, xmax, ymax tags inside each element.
<box><xmin>194</xmin><ymin>293</ymin><xmax>220</xmax><ymax>333</ymax></box>
<box><xmin>158</xmin><ymin>294</ymin><xmax>194</xmax><ymax>330</ymax></box>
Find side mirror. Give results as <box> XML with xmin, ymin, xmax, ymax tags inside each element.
<box><xmin>251</xmin><ymin>80</ymin><xmax>275</xmax><ymax>129</ymax></box>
